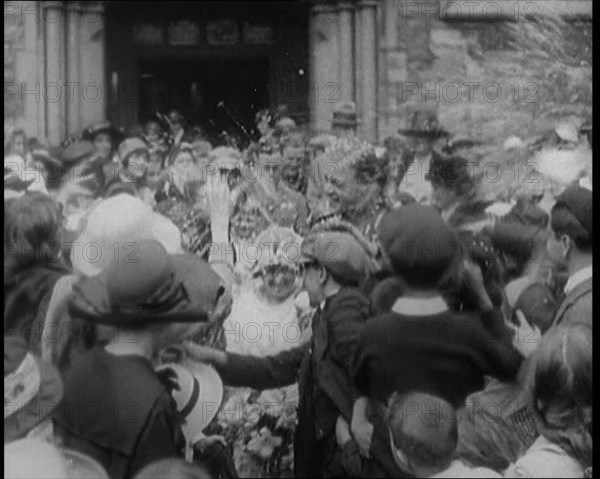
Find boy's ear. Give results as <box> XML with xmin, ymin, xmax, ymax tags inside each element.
<box><xmin>317</xmin><ymin>265</ymin><xmax>328</xmax><ymax>284</ymax></box>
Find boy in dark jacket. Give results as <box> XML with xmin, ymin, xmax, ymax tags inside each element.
<box><xmin>350</xmin><ymin>205</ymin><xmax>523</xmax><ymax>475</ymax></box>
<box><xmin>184</xmin><ymin>223</ymin><xmax>402</xmax><ymax>477</ymax></box>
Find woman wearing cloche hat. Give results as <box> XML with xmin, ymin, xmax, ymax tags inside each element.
<box><xmin>53</xmin><ymin>238</ymin><xmax>226</xmax><ymax>479</ymax></box>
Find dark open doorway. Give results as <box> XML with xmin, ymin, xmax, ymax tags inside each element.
<box><xmin>139</xmin><ymin>58</ymin><xmax>270</xmax><ymax>141</ymax></box>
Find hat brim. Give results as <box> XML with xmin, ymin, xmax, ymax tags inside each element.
<box><xmin>181</xmin><ymin>359</ymin><xmax>224</xmax><ymax>439</ymax></box>
<box><xmin>81</xmin><ymin>125</ymin><xmax>125</xmax><ymax>144</ymax></box>
<box><xmin>4</xmin><ymin>357</ymin><xmax>63</xmax><ymax>443</ymax></box>
<box><xmin>397</xmin><ymin>128</ymin><xmax>450</xmax><ymax>138</ymax></box>
<box><xmin>69</xmin><ymin>255</ymin><xmax>222</xmax><ymax>327</ymax></box>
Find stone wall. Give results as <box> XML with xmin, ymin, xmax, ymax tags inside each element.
<box><xmin>377</xmin><ymin>0</ymin><xmax>592</xmax><ymax>145</ymax></box>
<box><xmin>4</xmin><ymin>4</ymin><xmax>27</xmax><ymax>137</ymax></box>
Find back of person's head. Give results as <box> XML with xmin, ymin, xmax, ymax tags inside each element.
<box><xmin>4</xmin><ymin>192</ymin><xmax>63</xmax><ymax>273</ymax></box>
<box><xmin>385</xmin><ymin>391</ymin><xmax>457</xmax><ymax>476</ymax></box>
<box><xmin>377</xmin><ymin>205</ymin><xmax>462</xmax><ymax>290</ymax></box>
<box><xmin>529</xmin><ymin>322</ymin><xmax>592</xmax><ymax>469</ymax></box>
<box><xmin>457</xmin><ymin>401</ymin><xmax>527</xmax><ymax>472</ymax></box>
<box><xmin>134</xmin><ymin>458</ymin><xmax>213</xmax><ymax>479</ymax></box>
<box><xmin>512</xmin><ymin>282</ymin><xmax>557</xmax><ymax>335</ymax></box>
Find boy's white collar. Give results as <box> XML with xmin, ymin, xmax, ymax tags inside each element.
<box><xmin>391</xmin><ymin>296</ymin><xmax>448</xmax><ymax>316</ymax></box>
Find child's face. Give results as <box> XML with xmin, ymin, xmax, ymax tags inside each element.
<box><xmin>173</xmin><ymin>152</ymin><xmax>194</xmax><ymax>176</ymax></box>
<box><xmin>126</xmin><ymin>152</ymin><xmax>149</xmax><ymax>179</ymax></box>
<box><xmin>146</xmin><ymin>159</ymin><xmax>162</xmax><ymax>188</ymax></box>
<box><xmin>93</xmin><ymin>133</ymin><xmax>113</xmax><ymax>160</ymax></box>
<box><xmin>260</xmin><ymin>265</ymin><xmax>300</xmax><ymax>302</ymax></box>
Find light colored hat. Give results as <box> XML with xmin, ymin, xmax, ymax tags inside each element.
<box><xmin>118</xmin><ymin>137</ymin><xmax>148</xmax><ymax>163</ymax></box>
<box><xmin>155</xmin><ymin>361</ymin><xmax>223</xmax><ymax>445</ymax></box>
<box><xmin>71</xmin><ymin>194</ymin><xmax>183</xmax><ymax>276</ymax></box>
<box><xmin>4</xmin><ymin>440</ymin><xmax>109</xmax><ymax>479</ymax></box>
<box><xmin>208</xmin><ymin>147</ymin><xmax>242</xmax><ymax>171</ymax></box>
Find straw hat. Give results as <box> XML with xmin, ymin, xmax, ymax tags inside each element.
<box><xmin>155</xmin><ymin>360</ymin><xmax>224</xmax><ymax>445</ymax></box>
<box><xmin>4</xmin><ymin>337</ymin><xmax>63</xmax><ymax>443</ymax></box>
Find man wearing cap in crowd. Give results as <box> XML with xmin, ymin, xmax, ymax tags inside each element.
<box><xmin>350</xmin><ymin>204</ymin><xmax>522</xmax><ymax>477</ymax></box>
<box><xmin>545</xmin><ymin>184</ymin><xmax>592</xmax><ymax>329</ymax></box>
<box><xmin>183</xmin><ymin>220</ymin><xmax>406</xmax><ymax>477</ymax></box>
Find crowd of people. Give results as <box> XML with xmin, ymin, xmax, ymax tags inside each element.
<box><xmin>4</xmin><ymin>100</ymin><xmax>593</xmax><ymax>479</ymax></box>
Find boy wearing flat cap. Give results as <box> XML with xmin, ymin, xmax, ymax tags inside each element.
<box><xmin>184</xmin><ymin>221</ymin><xmax>405</xmax><ymax>477</ymax></box>
<box><xmin>350</xmin><ymin>205</ymin><xmax>523</xmax><ymax>475</ymax></box>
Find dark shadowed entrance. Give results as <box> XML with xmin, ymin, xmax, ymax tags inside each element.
<box><xmin>106</xmin><ymin>1</ymin><xmax>309</xmax><ymax>135</ymax></box>
<box><xmin>139</xmin><ymin>58</ymin><xmax>270</xmax><ymax>140</ymax></box>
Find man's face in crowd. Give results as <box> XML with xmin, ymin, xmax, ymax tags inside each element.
<box><xmin>146</xmin><ymin>158</ymin><xmax>163</xmax><ymax>188</ymax></box>
<box><xmin>173</xmin><ymin>151</ymin><xmax>194</xmax><ymax>177</ymax></box>
<box><xmin>93</xmin><ymin>133</ymin><xmax>113</xmax><ymax>161</ymax></box>
<box><xmin>127</xmin><ymin>151</ymin><xmax>149</xmax><ymax>180</ymax></box>
<box><xmin>170</xmin><ymin>119</ymin><xmax>183</xmax><ymax>137</ymax></box>
<box><xmin>282</xmin><ymin>146</ymin><xmax>305</xmax><ymax>190</ymax></box>
<box><xmin>320</xmin><ymin>161</ymin><xmax>378</xmax><ymax>216</ymax></box>
<box><xmin>145</xmin><ymin>122</ymin><xmax>161</xmax><ymax>143</ymax></box>
<box><xmin>12</xmin><ymin>134</ymin><xmax>26</xmax><ymax>157</ymax></box>
<box><xmin>546</xmin><ymin>229</ymin><xmax>570</xmax><ymax>266</ymax></box>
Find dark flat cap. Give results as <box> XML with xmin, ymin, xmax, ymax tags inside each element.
<box><xmin>300</xmin><ymin>231</ymin><xmax>377</xmax><ymax>286</ymax></box>
<box><xmin>552</xmin><ymin>184</ymin><xmax>593</xmax><ymax>240</ymax></box>
<box><xmin>377</xmin><ymin>204</ymin><xmax>462</xmax><ymax>288</ymax></box>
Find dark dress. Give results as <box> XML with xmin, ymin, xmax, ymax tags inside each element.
<box><xmin>53</xmin><ymin>346</ymin><xmax>184</xmax><ymax>479</ymax></box>
<box><xmin>4</xmin><ymin>261</ymin><xmax>70</xmax><ymax>353</ymax></box>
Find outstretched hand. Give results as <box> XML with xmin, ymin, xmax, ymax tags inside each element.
<box><xmin>206</xmin><ymin>171</ymin><xmax>233</xmax><ymax>227</ymax></box>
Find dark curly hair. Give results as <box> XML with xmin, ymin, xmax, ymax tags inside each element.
<box><xmin>426</xmin><ymin>150</ymin><xmax>476</xmax><ymax>198</ymax></box>
<box><xmin>4</xmin><ymin>192</ymin><xmax>64</xmax><ymax>273</ymax></box>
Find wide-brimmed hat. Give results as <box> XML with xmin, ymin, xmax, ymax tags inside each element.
<box><xmin>30</xmin><ymin>149</ymin><xmax>62</xmax><ymax>171</ymax></box>
<box><xmin>81</xmin><ymin>121</ymin><xmax>125</xmax><ymax>144</ymax></box>
<box><xmin>155</xmin><ymin>360</ymin><xmax>223</xmax><ymax>445</ymax></box>
<box><xmin>71</xmin><ymin>194</ymin><xmax>184</xmax><ymax>276</ymax></box>
<box><xmin>69</xmin><ymin>239</ymin><xmax>225</xmax><ymax>327</ymax></box>
<box><xmin>4</xmin><ymin>337</ymin><xmax>63</xmax><ymax>443</ymax></box>
<box><xmin>4</xmin><ymin>440</ymin><xmax>109</xmax><ymax>479</ymax></box>
<box><xmin>61</xmin><ymin>140</ymin><xmax>96</xmax><ymax>166</ymax></box>
<box><xmin>397</xmin><ymin>110</ymin><xmax>450</xmax><ymax>139</ymax></box>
